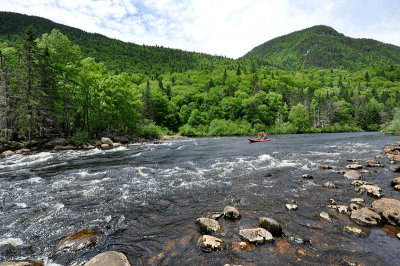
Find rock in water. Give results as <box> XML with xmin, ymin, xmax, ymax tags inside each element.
<box><xmin>354</xmin><ymin>184</ymin><xmax>382</xmax><ymax>198</ymax></box>
<box><xmin>259</xmin><ymin>217</ymin><xmax>282</xmax><ymax>236</ymax></box>
<box><xmin>223</xmin><ymin>206</ymin><xmax>240</xmax><ymax>219</ymax></box>
<box><xmin>365</xmin><ymin>159</ymin><xmax>382</xmax><ymax>167</ymax></box>
<box><xmin>343</xmin><ymin>226</ymin><xmax>367</xmax><ymax>237</ymax></box>
<box><xmin>84</xmin><ymin>251</ymin><xmax>131</xmax><ymax>266</ymax></box>
<box><xmin>0</xmin><ymin>261</ymin><xmax>43</xmax><ymax>266</ymax></box>
<box><xmin>345</xmin><ymin>164</ymin><xmax>363</xmax><ymax>170</ymax></box>
<box><xmin>43</xmin><ymin>138</ymin><xmax>68</xmax><ymax>149</ymax></box>
<box><xmin>391</xmin><ymin>177</ymin><xmax>400</xmax><ymax>187</ymax></box>
<box><xmin>388</xmin><ymin>154</ymin><xmax>400</xmax><ymax>163</ymax></box>
<box><xmin>286</xmin><ymin>204</ymin><xmax>298</xmax><ymax>210</ymax></box>
<box><xmin>195</xmin><ymin>218</ymin><xmax>221</xmax><ymax>234</ymax></box>
<box><xmin>323</xmin><ymin>182</ymin><xmax>338</xmax><ymax>189</ymax></box>
<box><xmin>351</xmin><ymin>180</ymin><xmax>373</xmax><ymax>186</ymax></box>
<box><xmin>197</xmin><ymin>235</ymin><xmax>226</xmax><ymax>252</ymax></box>
<box><xmin>0</xmin><ymin>150</ymin><xmax>14</xmax><ymax>158</ymax></box>
<box><xmin>301</xmin><ymin>174</ymin><xmax>313</xmax><ymax>179</ymax></box>
<box><xmin>343</xmin><ymin>170</ymin><xmax>361</xmax><ymax>179</ymax></box>
<box><xmin>58</xmin><ymin>228</ymin><xmax>98</xmax><ymax>253</ymax></box>
<box><xmin>390</xmin><ymin>165</ymin><xmax>400</xmax><ymax>173</ymax></box>
<box><xmin>239</xmin><ymin>228</ymin><xmax>274</xmax><ymax>244</ymax></box>
<box><xmin>319</xmin><ymin>165</ymin><xmax>332</xmax><ymax>170</ymax></box>
<box><xmin>101</xmin><ymin>137</ymin><xmax>113</xmax><ymax>145</ymax></box>
<box><xmin>371</xmin><ymin>198</ymin><xmax>400</xmax><ymax>226</ymax></box>
<box><xmin>319</xmin><ymin>212</ymin><xmax>332</xmax><ymax>222</ymax></box>
<box><xmin>350</xmin><ymin>198</ymin><xmax>365</xmax><ymax>203</ymax></box>
<box><xmin>350</xmin><ymin>208</ymin><xmax>382</xmax><ymax>226</ymax></box>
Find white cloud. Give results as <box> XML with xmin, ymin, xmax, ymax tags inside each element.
<box><xmin>1</xmin><ymin>0</ymin><xmax>399</xmax><ymax>58</ymax></box>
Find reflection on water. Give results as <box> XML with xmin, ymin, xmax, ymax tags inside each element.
<box><xmin>0</xmin><ymin>132</ymin><xmax>400</xmax><ymax>265</ymax></box>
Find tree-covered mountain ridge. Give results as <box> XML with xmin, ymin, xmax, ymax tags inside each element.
<box><xmin>242</xmin><ymin>25</ymin><xmax>400</xmax><ymax>70</ymax></box>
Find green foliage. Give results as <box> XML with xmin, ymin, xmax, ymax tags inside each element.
<box><xmin>135</xmin><ymin>121</ymin><xmax>162</xmax><ymax>139</ymax></box>
<box><xmin>288</xmin><ymin>103</ymin><xmax>310</xmax><ymax>132</ymax></box>
<box><xmin>383</xmin><ymin>108</ymin><xmax>400</xmax><ymax>135</ymax></box>
<box><xmin>68</xmin><ymin>131</ymin><xmax>91</xmax><ymax>146</ymax></box>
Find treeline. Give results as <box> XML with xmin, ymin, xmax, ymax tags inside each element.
<box><xmin>1</xmin><ymin>29</ymin><xmax>400</xmax><ymax>145</ymax></box>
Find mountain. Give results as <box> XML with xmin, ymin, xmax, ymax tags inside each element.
<box><xmin>241</xmin><ymin>25</ymin><xmax>400</xmax><ymax>70</ymax></box>
<box><xmin>0</xmin><ymin>11</ymin><xmax>229</xmax><ymax>75</ymax></box>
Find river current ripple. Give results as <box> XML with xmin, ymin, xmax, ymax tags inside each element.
<box><xmin>1</xmin><ymin>132</ymin><xmax>400</xmax><ymax>265</ymax></box>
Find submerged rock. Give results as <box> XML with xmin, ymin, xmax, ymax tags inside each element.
<box><xmin>319</xmin><ymin>212</ymin><xmax>332</xmax><ymax>222</ymax></box>
<box><xmin>84</xmin><ymin>251</ymin><xmax>131</xmax><ymax>266</ymax></box>
<box><xmin>343</xmin><ymin>170</ymin><xmax>361</xmax><ymax>179</ymax></box>
<box><xmin>343</xmin><ymin>225</ymin><xmax>367</xmax><ymax>237</ymax></box>
<box><xmin>195</xmin><ymin>218</ymin><xmax>221</xmax><ymax>234</ymax></box>
<box><xmin>0</xmin><ymin>261</ymin><xmax>43</xmax><ymax>266</ymax></box>
<box><xmin>371</xmin><ymin>198</ymin><xmax>400</xmax><ymax>226</ymax></box>
<box><xmin>301</xmin><ymin>174</ymin><xmax>313</xmax><ymax>179</ymax></box>
<box><xmin>239</xmin><ymin>228</ymin><xmax>274</xmax><ymax>244</ymax></box>
<box><xmin>197</xmin><ymin>235</ymin><xmax>226</xmax><ymax>252</ymax></box>
<box><xmin>351</xmin><ymin>180</ymin><xmax>373</xmax><ymax>187</ymax></box>
<box><xmin>323</xmin><ymin>182</ymin><xmax>338</xmax><ymax>189</ymax></box>
<box><xmin>365</xmin><ymin>159</ymin><xmax>382</xmax><ymax>167</ymax></box>
<box><xmin>223</xmin><ymin>206</ymin><xmax>240</xmax><ymax>219</ymax></box>
<box><xmin>345</xmin><ymin>164</ymin><xmax>363</xmax><ymax>170</ymax></box>
<box><xmin>58</xmin><ymin>228</ymin><xmax>98</xmax><ymax>253</ymax></box>
<box><xmin>355</xmin><ymin>184</ymin><xmax>383</xmax><ymax>198</ymax></box>
<box><xmin>285</xmin><ymin>204</ymin><xmax>298</xmax><ymax>210</ymax></box>
<box><xmin>259</xmin><ymin>217</ymin><xmax>282</xmax><ymax>236</ymax></box>
<box><xmin>319</xmin><ymin>165</ymin><xmax>332</xmax><ymax>170</ymax></box>
<box><xmin>350</xmin><ymin>208</ymin><xmax>382</xmax><ymax>226</ymax></box>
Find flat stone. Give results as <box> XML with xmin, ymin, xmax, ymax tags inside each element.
<box><xmin>344</xmin><ymin>170</ymin><xmax>361</xmax><ymax>179</ymax></box>
<box><xmin>0</xmin><ymin>150</ymin><xmax>14</xmax><ymax>158</ymax></box>
<box><xmin>360</xmin><ymin>169</ymin><xmax>371</xmax><ymax>174</ymax></box>
<box><xmin>371</xmin><ymin>198</ymin><xmax>400</xmax><ymax>226</ymax></box>
<box><xmin>384</xmin><ymin>146</ymin><xmax>400</xmax><ymax>154</ymax></box>
<box><xmin>301</xmin><ymin>174</ymin><xmax>313</xmax><ymax>179</ymax></box>
<box><xmin>239</xmin><ymin>228</ymin><xmax>274</xmax><ymax>244</ymax></box>
<box><xmin>365</xmin><ymin>159</ymin><xmax>382</xmax><ymax>167</ymax></box>
<box><xmin>350</xmin><ymin>208</ymin><xmax>382</xmax><ymax>226</ymax></box>
<box><xmin>323</xmin><ymin>182</ymin><xmax>338</xmax><ymax>189</ymax></box>
<box><xmin>14</xmin><ymin>148</ymin><xmax>30</xmax><ymax>154</ymax></box>
<box><xmin>343</xmin><ymin>226</ymin><xmax>367</xmax><ymax>237</ymax></box>
<box><xmin>351</xmin><ymin>180</ymin><xmax>373</xmax><ymax>186</ymax></box>
<box><xmin>101</xmin><ymin>144</ymin><xmax>110</xmax><ymax>149</ymax></box>
<box><xmin>259</xmin><ymin>217</ymin><xmax>282</xmax><ymax>236</ymax></box>
<box><xmin>350</xmin><ymin>198</ymin><xmax>365</xmax><ymax>203</ymax></box>
<box><xmin>345</xmin><ymin>164</ymin><xmax>363</xmax><ymax>170</ymax></box>
<box><xmin>84</xmin><ymin>251</ymin><xmax>131</xmax><ymax>266</ymax></box>
<box><xmin>286</xmin><ymin>204</ymin><xmax>298</xmax><ymax>210</ymax></box>
<box><xmin>112</xmin><ymin>142</ymin><xmax>122</xmax><ymax>147</ymax></box>
<box><xmin>197</xmin><ymin>235</ymin><xmax>226</xmax><ymax>252</ymax></box>
<box><xmin>355</xmin><ymin>185</ymin><xmax>383</xmax><ymax>198</ymax></box>
<box><xmin>223</xmin><ymin>206</ymin><xmax>240</xmax><ymax>219</ymax></box>
<box><xmin>195</xmin><ymin>218</ymin><xmax>221</xmax><ymax>234</ymax></box>
<box><xmin>58</xmin><ymin>228</ymin><xmax>98</xmax><ymax>253</ymax></box>
<box><xmin>0</xmin><ymin>261</ymin><xmax>43</xmax><ymax>266</ymax></box>
<box><xmin>319</xmin><ymin>212</ymin><xmax>332</xmax><ymax>222</ymax></box>
<box><xmin>388</xmin><ymin>154</ymin><xmax>400</xmax><ymax>163</ymax></box>
<box><xmin>319</xmin><ymin>165</ymin><xmax>332</xmax><ymax>170</ymax></box>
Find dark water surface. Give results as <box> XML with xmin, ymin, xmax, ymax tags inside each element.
<box><xmin>1</xmin><ymin>132</ymin><xmax>400</xmax><ymax>265</ymax></box>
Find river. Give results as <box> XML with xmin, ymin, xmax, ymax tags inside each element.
<box><xmin>0</xmin><ymin>132</ymin><xmax>400</xmax><ymax>265</ymax></box>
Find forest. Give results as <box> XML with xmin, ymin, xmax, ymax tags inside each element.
<box><xmin>1</xmin><ymin>15</ymin><xmax>400</xmax><ymax>146</ymax></box>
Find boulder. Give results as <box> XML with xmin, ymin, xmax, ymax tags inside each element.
<box><xmin>301</xmin><ymin>174</ymin><xmax>313</xmax><ymax>179</ymax></box>
<box><xmin>58</xmin><ymin>228</ymin><xmax>98</xmax><ymax>253</ymax></box>
<box><xmin>223</xmin><ymin>206</ymin><xmax>240</xmax><ymax>219</ymax></box>
<box><xmin>371</xmin><ymin>198</ymin><xmax>400</xmax><ymax>226</ymax></box>
<box><xmin>391</xmin><ymin>177</ymin><xmax>400</xmax><ymax>187</ymax></box>
<box><xmin>0</xmin><ymin>150</ymin><xmax>14</xmax><ymax>158</ymax></box>
<box><xmin>0</xmin><ymin>261</ymin><xmax>43</xmax><ymax>266</ymax></box>
<box><xmin>388</xmin><ymin>154</ymin><xmax>400</xmax><ymax>163</ymax></box>
<box><xmin>239</xmin><ymin>228</ymin><xmax>274</xmax><ymax>244</ymax></box>
<box><xmin>101</xmin><ymin>144</ymin><xmax>110</xmax><ymax>149</ymax></box>
<box><xmin>343</xmin><ymin>170</ymin><xmax>361</xmax><ymax>179</ymax></box>
<box><xmin>355</xmin><ymin>185</ymin><xmax>383</xmax><ymax>198</ymax></box>
<box><xmin>365</xmin><ymin>159</ymin><xmax>382</xmax><ymax>167</ymax></box>
<box><xmin>14</xmin><ymin>148</ymin><xmax>30</xmax><ymax>154</ymax></box>
<box><xmin>112</xmin><ymin>142</ymin><xmax>122</xmax><ymax>147</ymax></box>
<box><xmin>323</xmin><ymin>182</ymin><xmax>338</xmax><ymax>189</ymax></box>
<box><xmin>394</xmin><ymin>185</ymin><xmax>400</xmax><ymax>191</ymax></box>
<box><xmin>197</xmin><ymin>235</ymin><xmax>226</xmax><ymax>252</ymax></box>
<box><xmin>319</xmin><ymin>165</ymin><xmax>332</xmax><ymax>170</ymax></box>
<box><xmin>350</xmin><ymin>208</ymin><xmax>382</xmax><ymax>226</ymax></box>
<box><xmin>384</xmin><ymin>146</ymin><xmax>400</xmax><ymax>154</ymax></box>
<box><xmin>345</xmin><ymin>164</ymin><xmax>363</xmax><ymax>170</ymax></box>
<box><xmin>101</xmin><ymin>137</ymin><xmax>113</xmax><ymax>145</ymax></box>
<box><xmin>390</xmin><ymin>165</ymin><xmax>400</xmax><ymax>173</ymax></box>
<box><xmin>286</xmin><ymin>204</ymin><xmax>298</xmax><ymax>210</ymax></box>
<box><xmin>43</xmin><ymin>138</ymin><xmax>68</xmax><ymax>149</ymax></box>
<box><xmin>343</xmin><ymin>225</ymin><xmax>367</xmax><ymax>237</ymax></box>
<box><xmin>319</xmin><ymin>212</ymin><xmax>332</xmax><ymax>222</ymax></box>
<box><xmin>195</xmin><ymin>218</ymin><xmax>221</xmax><ymax>234</ymax></box>
<box><xmin>259</xmin><ymin>217</ymin><xmax>282</xmax><ymax>236</ymax></box>
<box><xmin>84</xmin><ymin>251</ymin><xmax>131</xmax><ymax>266</ymax></box>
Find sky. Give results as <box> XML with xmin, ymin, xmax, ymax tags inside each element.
<box><xmin>1</xmin><ymin>0</ymin><xmax>400</xmax><ymax>58</ymax></box>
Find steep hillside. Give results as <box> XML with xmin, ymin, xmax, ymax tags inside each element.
<box><xmin>241</xmin><ymin>25</ymin><xmax>400</xmax><ymax>70</ymax></box>
<box><xmin>0</xmin><ymin>11</ymin><xmax>230</xmax><ymax>74</ymax></box>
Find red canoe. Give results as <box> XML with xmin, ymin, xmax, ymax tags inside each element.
<box><xmin>248</xmin><ymin>138</ymin><xmax>271</xmax><ymax>142</ymax></box>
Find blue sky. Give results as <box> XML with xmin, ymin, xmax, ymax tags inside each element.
<box><xmin>1</xmin><ymin>0</ymin><xmax>400</xmax><ymax>58</ymax></box>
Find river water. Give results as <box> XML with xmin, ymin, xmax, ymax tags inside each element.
<box><xmin>1</xmin><ymin>132</ymin><xmax>400</xmax><ymax>265</ymax></box>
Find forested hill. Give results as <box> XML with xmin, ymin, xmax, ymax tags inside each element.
<box><xmin>0</xmin><ymin>11</ymin><xmax>230</xmax><ymax>75</ymax></box>
<box><xmin>241</xmin><ymin>25</ymin><xmax>400</xmax><ymax>70</ymax></box>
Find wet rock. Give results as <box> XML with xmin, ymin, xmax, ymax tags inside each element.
<box><xmin>265</xmin><ymin>173</ymin><xmax>272</xmax><ymax>177</ymax></box>
<box><xmin>329</xmin><ymin>205</ymin><xmax>350</xmax><ymax>215</ymax></box>
<box><xmin>58</xmin><ymin>228</ymin><xmax>98</xmax><ymax>253</ymax></box>
<box><xmin>388</xmin><ymin>154</ymin><xmax>400</xmax><ymax>163</ymax></box>
<box><xmin>101</xmin><ymin>137</ymin><xmax>113</xmax><ymax>145</ymax></box>
<box><xmin>365</xmin><ymin>159</ymin><xmax>382</xmax><ymax>167</ymax></box>
<box><xmin>195</xmin><ymin>218</ymin><xmax>221</xmax><ymax>234</ymax></box>
<box><xmin>0</xmin><ymin>150</ymin><xmax>14</xmax><ymax>158</ymax></box>
<box><xmin>347</xmin><ymin>158</ymin><xmax>358</xmax><ymax>162</ymax></box>
<box><xmin>384</xmin><ymin>146</ymin><xmax>400</xmax><ymax>154</ymax></box>
<box><xmin>43</xmin><ymin>138</ymin><xmax>68</xmax><ymax>149</ymax></box>
<box><xmin>391</xmin><ymin>177</ymin><xmax>400</xmax><ymax>187</ymax></box>
<box><xmin>355</xmin><ymin>184</ymin><xmax>383</xmax><ymax>198</ymax></box>
<box><xmin>375</xmin><ymin>153</ymin><xmax>383</xmax><ymax>159</ymax></box>
<box><xmin>343</xmin><ymin>170</ymin><xmax>361</xmax><ymax>179</ymax></box>
<box><xmin>231</xmin><ymin>241</ymin><xmax>254</xmax><ymax>252</ymax></box>
<box><xmin>351</xmin><ymin>180</ymin><xmax>373</xmax><ymax>186</ymax></box>
<box><xmin>301</xmin><ymin>174</ymin><xmax>313</xmax><ymax>179</ymax></box>
<box><xmin>390</xmin><ymin>165</ymin><xmax>400</xmax><ymax>173</ymax></box>
<box><xmin>349</xmin><ymin>203</ymin><xmax>360</xmax><ymax>211</ymax></box>
<box><xmin>323</xmin><ymin>182</ymin><xmax>338</xmax><ymax>189</ymax></box>
<box><xmin>285</xmin><ymin>204</ymin><xmax>298</xmax><ymax>210</ymax></box>
<box><xmin>350</xmin><ymin>208</ymin><xmax>382</xmax><ymax>226</ymax></box>
<box><xmin>239</xmin><ymin>228</ymin><xmax>274</xmax><ymax>244</ymax></box>
<box><xmin>350</xmin><ymin>198</ymin><xmax>365</xmax><ymax>203</ymax></box>
<box><xmin>259</xmin><ymin>217</ymin><xmax>282</xmax><ymax>236</ymax></box>
<box><xmin>197</xmin><ymin>235</ymin><xmax>226</xmax><ymax>252</ymax></box>
<box><xmin>345</xmin><ymin>164</ymin><xmax>363</xmax><ymax>170</ymax></box>
<box><xmin>94</xmin><ymin>140</ymin><xmax>102</xmax><ymax>146</ymax></box>
<box><xmin>101</xmin><ymin>144</ymin><xmax>110</xmax><ymax>149</ymax></box>
<box><xmin>336</xmin><ymin>169</ymin><xmax>346</xmax><ymax>174</ymax></box>
<box><xmin>343</xmin><ymin>225</ymin><xmax>367</xmax><ymax>237</ymax></box>
<box><xmin>223</xmin><ymin>206</ymin><xmax>240</xmax><ymax>219</ymax></box>
<box><xmin>54</xmin><ymin>145</ymin><xmax>75</xmax><ymax>150</ymax></box>
<box><xmin>84</xmin><ymin>251</ymin><xmax>131</xmax><ymax>266</ymax></box>
<box><xmin>14</xmin><ymin>148</ymin><xmax>30</xmax><ymax>154</ymax></box>
<box><xmin>329</xmin><ymin>198</ymin><xmax>337</xmax><ymax>205</ymax></box>
<box><xmin>319</xmin><ymin>164</ymin><xmax>332</xmax><ymax>170</ymax></box>
<box><xmin>394</xmin><ymin>185</ymin><xmax>400</xmax><ymax>191</ymax></box>
<box><xmin>0</xmin><ymin>261</ymin><xmax>43</xmax><ymax>266</ymax></box>
<box><xmin>319</xmin><ymin>212</ymin><xmax>332</xmax><ymax>222</ymax></box>
<box><xmin>112</xmin><ymin>142</ymin><xmax>122</xmax><ymax>147</ymax></box>
<box><xmin>360</xmin><ymin>169</ymin><xmax>371</xmax><ymax>174</ymax></box>
<box><xmin>371</xmin><ymin>198</ymin><xmax>400</xmax><ymax>226</ymax></box>
<box><xmin>397</xmin><ymin>233</ymin><xmax>400</xmax><ymax>240</ymax></box>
